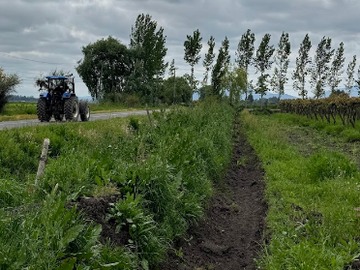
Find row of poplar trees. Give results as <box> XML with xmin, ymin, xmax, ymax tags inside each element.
<box><xmin>76</xmin><ymin>13</ymin><xmax>360</xmax><ymax>104</ymax></box>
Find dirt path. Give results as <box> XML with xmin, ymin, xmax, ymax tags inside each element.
<box><xmin>158</xmin><ymin>118</ymin><xmax>267</xmax><ymax>270</ymax></box>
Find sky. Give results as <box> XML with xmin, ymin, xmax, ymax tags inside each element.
<box><xmin>0</xmin><ymin>0</ymin><xmax>359</xmax><ymax>98</ymax></box>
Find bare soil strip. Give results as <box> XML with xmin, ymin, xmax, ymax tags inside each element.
<box><xmin>159</xmin><ymin>118</ymin><xmax>267</xmax><ymax>270</ymax></box>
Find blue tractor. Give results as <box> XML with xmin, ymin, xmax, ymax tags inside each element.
<box><xmin>37</xmin><ymin>75</ymin><xmax>90</xmax><ymax>122</ymax></box>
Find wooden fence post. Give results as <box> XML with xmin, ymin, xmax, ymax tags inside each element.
<box><xmin>35</xmin><ymin>138</ymin><xmax>50</xmax><ymax>186</ymax></box>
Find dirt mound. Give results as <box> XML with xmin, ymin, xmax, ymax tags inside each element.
<box><xmin>158</xmin><ymin>119</ymin><xmax>267</xmax><ymax>269</ymax></box>
<box><xmin>75</xmin><ymin>195</ymin><xmax>130</xmax><ymax>246</ymax></box>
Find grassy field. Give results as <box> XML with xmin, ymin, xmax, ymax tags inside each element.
<box><xmin>241</xmin><ymin>110</ymin><xmax>360</xmax><ymax>269</ymax></box>
<box><xmin>0</xmin><ymin>101</ymin><xmax>234</xmax><ymax>269</ymax></box>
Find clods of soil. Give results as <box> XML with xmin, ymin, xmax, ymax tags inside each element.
<box><xmin>75</xmin><ymin>195</ymin><xmax>130</xmax><ymax>246</ymax></box>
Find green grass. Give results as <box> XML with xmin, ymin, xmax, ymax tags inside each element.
<box><xmin>0</xmin><ymin>101</ymin><xmax>234</xmax><ymax>269</ymax></box>
<box><xmin>272</xmin><ymin>112</ymin><xmax>360</xmax><ymax>142</ymax></box>
<box><xmin>241</xmin><ymin>110</ymin><xmax>360</xmax><ymax>269</ymax></box>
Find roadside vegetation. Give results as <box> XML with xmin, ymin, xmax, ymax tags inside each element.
<box><xmin>241</xmin><ymin>110</ymin><xmax>360</xmax><ymax>269</ymax></box>
<box><xmin>0</xmin><ymin>101</ymin><xmax>233</xmax><ymax>269</ymax></box>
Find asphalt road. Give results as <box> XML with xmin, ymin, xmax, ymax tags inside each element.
<box><xmin>0</xmin><ymin>110</ymin><xmax>149</xmax><ymax>131</ymax></box>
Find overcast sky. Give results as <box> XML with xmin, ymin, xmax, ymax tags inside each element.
<box><xmin>1</xmin><ymin>0</ymin><xmax>359</xmax><ymax>98</ymax></box>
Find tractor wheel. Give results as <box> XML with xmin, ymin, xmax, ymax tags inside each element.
<box><xmin>79</xmin><ymin>101</ymin><xmax>90</xmax><ymax>122</ymax></box>
<box><xmin>64</xmin><ymin>96</ymin><xmax>79</xmax><ymax>121</ymax></box>
<box><xmin>37</xmin><ymin>98</ymin><xmax>51</xmax><ymax>122</ymax></box>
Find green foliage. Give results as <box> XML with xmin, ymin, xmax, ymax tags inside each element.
<box><xmin>0</xmin><ymin>101</ymin><xmax>234</xmax><ymax>269</ymax></box>
<box><xmin>184</xmin><ymin>29</ymin><xmax>202</xmax><ymax>91</ymax></box>
<box><xmin>202</xmin><ymin>35</ymin><xmax>216</xmax><ymax>86</ymax></box>
<box><xmin>345</xmin><ymin>55</ymin><xmax>357</xmax><ymax>92</ymax></box>
<box><xmin>129</xmin><ymin>13</ymin><xmax>167</xmax><ymax>104</ymax></box>
<box><xmin>292</xmin><ymin>34</ymin><xmax>312</xmax><ymax>99</ymax></box>
<box><xmin>109</xmin><ymin>194</ymin><xmax>165</xmax><ymax>265</ymax></box>
<box><xmin>271</xmin><ymin>32</ymin><xmax>291</xmax><ymax>98</ymax></box>
<box><xmin>254</xmin><ymin>33</ymin><xmax>275</xmax><ymax>98</ymax></box>
<box><xmin>329</xmin><ymin>42</ymin><xmax>345</xmax><ymax>93</ymax></box>
<box><xmin>0</xmin><ymin>68</ymin><xmax>21</xmax><ymax>113</ymax></box>
<box><xmin>0</xmin><ymin>190</ymin><xmax>101</xmax><ymax>270</ymax></box>
<box><xmin>235</xmin><ymin>29</ymin><xmax>255</xmax><ymax>98</ymax></box>
<box><xmin>306</xmin><ymin>151</ymin><xmax>358</xmax><ymax>181</ymax></box>
<box><xmin>241</xmin><ymin>110</ymin><xmax>360</xmax><ymax>269</ymax></box>
<box><xmin>160</xmin><ymin>76</ymin><xmax>192</xmax><ymax>104</ymax></box>
<box><xmin>311</xmin><ymin>36</ymin><xmax>335</xmax><ymax>98</ymax></box>
<box><xmin>211</xmin><ymin>36</ymin><xmax>231</xmax><ymax>97</ymax></box>
<box><xmin>224</xmin><ymin>66</ymin><xmax>247</xmax><ymax>105</ymax></box>
<box><xmin>1</xmin><ymin>102</ymin><xmax>36</xmax><ymax>116</ymax></box>
<box><xmin>76</xmin><ymin>36</ymin><xmax>131</xmax><ymax>100</ymax></box>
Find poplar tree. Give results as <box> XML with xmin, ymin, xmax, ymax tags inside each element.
<box><xmin>129</xmin><ymin>13</ymin><xmax>167</xmax><ymax>103</ymax></box>
<box><xmin>345</xmin><ymin>55</ymin><xmax>357</xmax><ymax>93</ymax></box>
<box><xmin>211</xmin><ymin>36</ymin><xmax>230</xmax><ymax>97</ymax></box>
<box><xmin>356</xmin><ymin>65</ymin><xmax>360</xmax><ymax>96</ymax></box>
<box><xmin>310</xmin><ymin>36</ymin><xmax>334</xmax><ymax>98</ymax></box>
<box><xmin>184</xmin><ymin>29</ymin><xmax>202</xmax><ymax>91</ymax></box>
<box><xmin>202</xmin><ymin>36</ymin><xmax>215</xmax><ymax>86</ymax></box>
<box><xmin>328</xmin><ymin>42</ymin><xmax>345</xmax><ymax>93</ymax></box>
<box><xmin>271</xmin><ymin>32</ymin><xmax>291</xmax><ymax>98</ymax></box>
<box><xmin>235</xmin><ymin>29</ymin><xmax>255</xmax><ymax>98</ymax></box>
<box><xmin>292</xmin><ymin>34</ymin><xmax>312</xmax><ymax>99</ymax></box>
<box><xmin>253</xmin><ymin>33</ymin><xmax>275</xmax><ymax>98</ymax></box>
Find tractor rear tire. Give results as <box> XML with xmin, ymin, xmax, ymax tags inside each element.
<box><xmin>79</xmin><ymin>101</ymin><xmax>90</xmax><ymax>121</ymax></box>
<box><xmin>37</xmin><ymin>98</ymin><xmax>51</xmax><ymax>122</ymax></box>
<box><xmin>64</xmin><ymin>96</ymin><xmax>79</xmax><ymax>121</ymax></box>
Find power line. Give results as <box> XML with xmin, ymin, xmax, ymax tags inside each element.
<box><xmin>0</xmin><ymin>51</ymin><xmax>73</xmax><ymax>65</ymax></box>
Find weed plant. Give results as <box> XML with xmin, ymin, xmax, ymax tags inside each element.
<box><xmin>0</xmin><ymin>101</ymin><xmax>233</xmax><ymax>269</ymax></box>
<box><xmin>241</xmin><ymin>110</ymin><xmax>360</xmax><ymax>269</ymax></box>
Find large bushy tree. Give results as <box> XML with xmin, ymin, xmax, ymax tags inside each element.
<box><xmin>76</xmin><ymin>36</ymin><xmax>131</xmax><ymax>100</ymax></box>
<box><xmin>235</xmin><ymin>29</ymin><xmax>255</xmax><ymax>98</ymax></box>
<box><xmin>292</xmin><ymin>34</ymin><xmax>312</xmax><ymax>99</ymax></box>
<box><xmin>0</xmin><ymin>68</ymin><xmax>20</xmax><ymax>113</ymax></box>
<box><xmin>224</xmin><ymin>66</ymin><xmax>247</xmax><ymax>105</ymax></box>
<box><xmin>253</xmin><ymin>33</ymin><xmax>275</xmax><ymax>98</ymax></box>
<box><xmin>184</xmin><ymin>29</ymin><xmax>202</xmax><ymax>91</ymax></box>
<box><xmin>271</xmin><ymin>32</ymin><xmax>291</xmax><ymax>98</ymax></box>
<box><xmin>328</xmin><ymin>42</ymin><xmax>345</xmax><ymax>93</ymax></box>
<box><xmin>310</xmin><ymin>36</ymin><xmax>334</xmax><ymax>98</ymax></box>
<box><xmin>211</xmin><ymin>36</ymin><xmax>230</xmax><ymax>97</ymax></box>
<box><xmin>160</xmin><ymin>76</ymin><xmax>192</xmax><ymax>104</ymax></box>
<box><xmin>129</xmin><ymin>13</ymin><xmax>167</xmax><ymax>103</ymax></box>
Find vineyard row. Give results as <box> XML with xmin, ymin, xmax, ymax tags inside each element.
<box><xmin>279</xmin><ymin>96</ymin><xmax>360</xmax><ymax>127</ymax></box>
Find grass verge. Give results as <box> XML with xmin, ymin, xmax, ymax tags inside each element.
<box><xmin>0</xmin><ymin>101</ymin><xmax>234</xmax><ymax>269</ymax></box>
<box><xmin>241</xmin><ymin>110</ymin><xmax>360</xmax><ymax>269</ymax></box>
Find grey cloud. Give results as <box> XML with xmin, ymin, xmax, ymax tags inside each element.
<box><xmin>0</xmin><ymin>0</ymin><xmax>359</xmax><ymax>97</ymax></box>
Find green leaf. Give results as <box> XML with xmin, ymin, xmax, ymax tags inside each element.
<box><xmin>56</xmin><ymin>257</ymin><xmax>76</xmax><ymax>270</ymax></box>
<box><xmin>61</xmin><ymin>225</ymin><xmax>84</xmax><ymax>247</ymax></box>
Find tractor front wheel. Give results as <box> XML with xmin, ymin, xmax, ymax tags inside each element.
<box><xmin>37</xmin><ymin>98</ymin><xmax>51</xmax><ymax>122</ymax></box>
<box><xmin>64</xmin><ymin>96</ymin><xmax>79</xmax><ymax>121</ymax></box>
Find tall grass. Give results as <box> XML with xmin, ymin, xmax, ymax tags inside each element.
<box><xmin>241</xmin><ymin>110</ymin><xmax>360</xmax><ymax>269</ymax></box>
<box><xmin>0</xmin><ymin>101</ymin><xmax>234</xmax><ymax>269</ymax></box>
